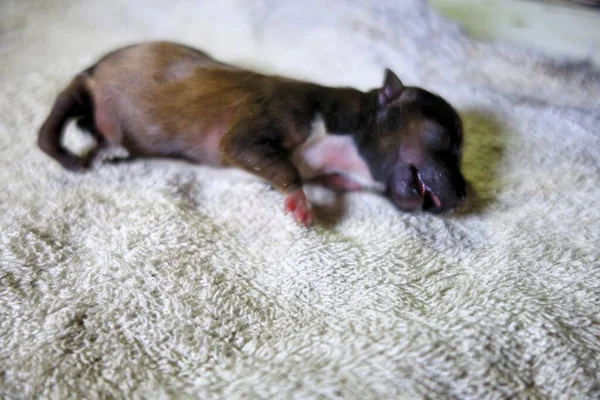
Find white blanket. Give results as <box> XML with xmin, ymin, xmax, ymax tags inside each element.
<box><xmin>1</xmin><ymin>0</ymin><xmax>599</xmax><ymax>398</ymax></box>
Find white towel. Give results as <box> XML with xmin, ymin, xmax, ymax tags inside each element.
<box><xmin>1</xmin><ymin>0</ymin><xmax>599</xmax><ymax>398</ymax></box>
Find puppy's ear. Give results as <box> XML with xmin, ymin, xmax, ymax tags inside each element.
<box><xmin>378</xmin><ymin>68</ymin><xmax>404</xmax><ymax>108</ymax></box>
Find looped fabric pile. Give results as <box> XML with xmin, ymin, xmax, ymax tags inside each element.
<box><xmin>1</xmin><ymin>0</ymin><xmax>599</xmax><ymax>398</ymax></box>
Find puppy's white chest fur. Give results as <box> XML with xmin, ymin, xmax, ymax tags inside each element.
<box><xmin>292</xmin><ymin>114</ymin><xmax>384</xmax><ymax>191</ymax></box>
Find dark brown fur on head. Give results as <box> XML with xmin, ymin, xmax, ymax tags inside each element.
<box><xmin>358</xmin><ymin>70</ymin><xmax>466</xmax><ymax>213</ymax></box>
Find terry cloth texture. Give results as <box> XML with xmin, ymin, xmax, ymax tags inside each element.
<box><xmin>1</xmin><ymin>0</ymin><xmax>599</xmax><ymax>398</ymax></box>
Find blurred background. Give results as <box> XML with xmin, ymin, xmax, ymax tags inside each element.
<box><xmin>430</xmin><ymin>0</ymin><xmax>600</xmax><ymax>66</ymax></box>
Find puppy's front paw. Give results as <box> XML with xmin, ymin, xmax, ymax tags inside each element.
<box><xmin>321</xmin><ymin>173</ymin><xmax>363</xmax><ymax>192</ymax></box>
<box><xmin>284</xmin><ymin>189</ymin><xmax>314</xmax><ymax>228</ymax></box>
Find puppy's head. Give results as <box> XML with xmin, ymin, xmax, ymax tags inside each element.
<box><xmin>361</xmin><ymin>69</ymin><xmax>467</xmax><ymax>213</ymax></box>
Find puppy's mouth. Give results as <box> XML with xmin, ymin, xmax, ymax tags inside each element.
<box><xmin>410</xmin><ymin>165</ymin><xmax>442</xmax><ymax>210</ymax></box>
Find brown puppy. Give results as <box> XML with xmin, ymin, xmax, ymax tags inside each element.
<box><xmin>38</xmin><ymin>41</ymin><xmax>466</xmax><ymax>226</ymax></box>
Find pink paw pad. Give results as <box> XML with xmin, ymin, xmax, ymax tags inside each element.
<box><xmin>284</xmin><ymin>189</ymin><xmax>314</xmax><ymax>228</ymax></box>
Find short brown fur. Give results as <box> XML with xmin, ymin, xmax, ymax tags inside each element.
<box><xmin>38</xmin><ymin>41</ymin><xmax>466</xmax><ymax>226</ymax></box>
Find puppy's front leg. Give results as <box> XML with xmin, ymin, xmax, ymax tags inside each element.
<box><xmin>220</xmin><ymin>115</ymin><xmax>314</xmax><ymax>227</ymax></box>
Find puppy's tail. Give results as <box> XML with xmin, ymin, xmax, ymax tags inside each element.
<box><xmin>38</xmin><ymin>74</ymin><xmax>93</xmax><ymax>171</ymax></box>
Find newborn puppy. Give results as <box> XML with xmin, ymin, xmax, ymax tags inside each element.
<box><xmin>38</xmin><ymin>41</ymin><xmax>466</xmax><ymax>226</ymax></box>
